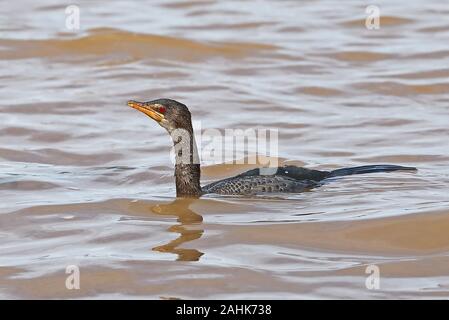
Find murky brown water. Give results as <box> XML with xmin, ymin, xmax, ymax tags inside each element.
<box><xmin>1</xmin><ymin>1</ymin><xmax>449</xmax><ymax>299</ymax></box>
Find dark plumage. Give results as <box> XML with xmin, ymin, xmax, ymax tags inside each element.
<box><xmin>127</xmin><ymin>98</ymin><xmax>417</xmax><ymax>198</ymax></box>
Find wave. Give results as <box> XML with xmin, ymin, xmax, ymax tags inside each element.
<box><xmin>342</xmin><ymin>16</ymin><xmax>414</xmax><ymax>27</ymax></box>
<box><xmin>355</xmin><ymin>81</ymin><xmax>449</xmax><ymax>95</ymax></box>
<box><xmin>0</xmin><ymin>28</ymin><xmax>276</xmax><ymax>62</ymax></box>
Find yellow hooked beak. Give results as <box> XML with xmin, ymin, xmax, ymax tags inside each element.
<box><xmin>127</xmin><ymin>100</ymin><xmax>165</xmax><ymax>122</ymax></box>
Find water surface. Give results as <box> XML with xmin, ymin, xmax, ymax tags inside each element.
<box><xmin>1</xmin><ymin>0</ymin><xmax>449</xmax><ymax>299</ymax></box>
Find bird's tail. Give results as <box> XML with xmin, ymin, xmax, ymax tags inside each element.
<box><xmin>328</xmin><ymin>164</ymin><xmax>417</xmax><ymax>178</ymax></box>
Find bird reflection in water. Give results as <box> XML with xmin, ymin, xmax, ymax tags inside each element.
<box><xmin>150</xmin><ymin>198</ymin><xmax>204</xmax><ymax>261</ymax></box>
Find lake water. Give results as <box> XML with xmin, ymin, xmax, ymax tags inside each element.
<box><xmin>1</xmin><ymin>0</ymin><xmax>449</xmax><ymax>299</ymax></box>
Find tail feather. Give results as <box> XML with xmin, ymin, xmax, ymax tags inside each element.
<box><xmin>328</xmin><ymin>165</ymin><xmax>417</xmax><ymax>178</ymax></box>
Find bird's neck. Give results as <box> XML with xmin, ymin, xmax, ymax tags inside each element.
<box><xmin>171</xmin><ymin>127</ymin><xmax>202</xmax><ymax>197</ymax></box>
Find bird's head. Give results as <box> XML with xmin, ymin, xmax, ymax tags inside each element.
<box><xmin>127</xmin><ymin>98</ymin><xmax>193</xmax><ymax>134</ymax></box>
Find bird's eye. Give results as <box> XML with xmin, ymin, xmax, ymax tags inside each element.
<box><xmin>159</xmin><ymin>106</ymin><xmax>166</xmax><ymax>114</ymax></box>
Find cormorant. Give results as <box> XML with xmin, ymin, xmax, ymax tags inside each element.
<box><xmin>127</xmin><ymin>99</ymin><xmax>416</xmax><ymax>198</ymax></box>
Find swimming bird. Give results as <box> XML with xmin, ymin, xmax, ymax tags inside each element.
<box><xmin>127</xmin><ymin>99</ymin><xmax>416</xmax><ymax>198</ymax></box>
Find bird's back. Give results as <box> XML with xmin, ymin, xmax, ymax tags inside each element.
<box><xmin>202</xmin><ymin>172</ymin><xmax>319</xmax><ymax>195</ymax></box>
<box><xmin>201</xmin><ymin>164</ymin><xmax>415</xmax><ymax>196</ymax></box>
